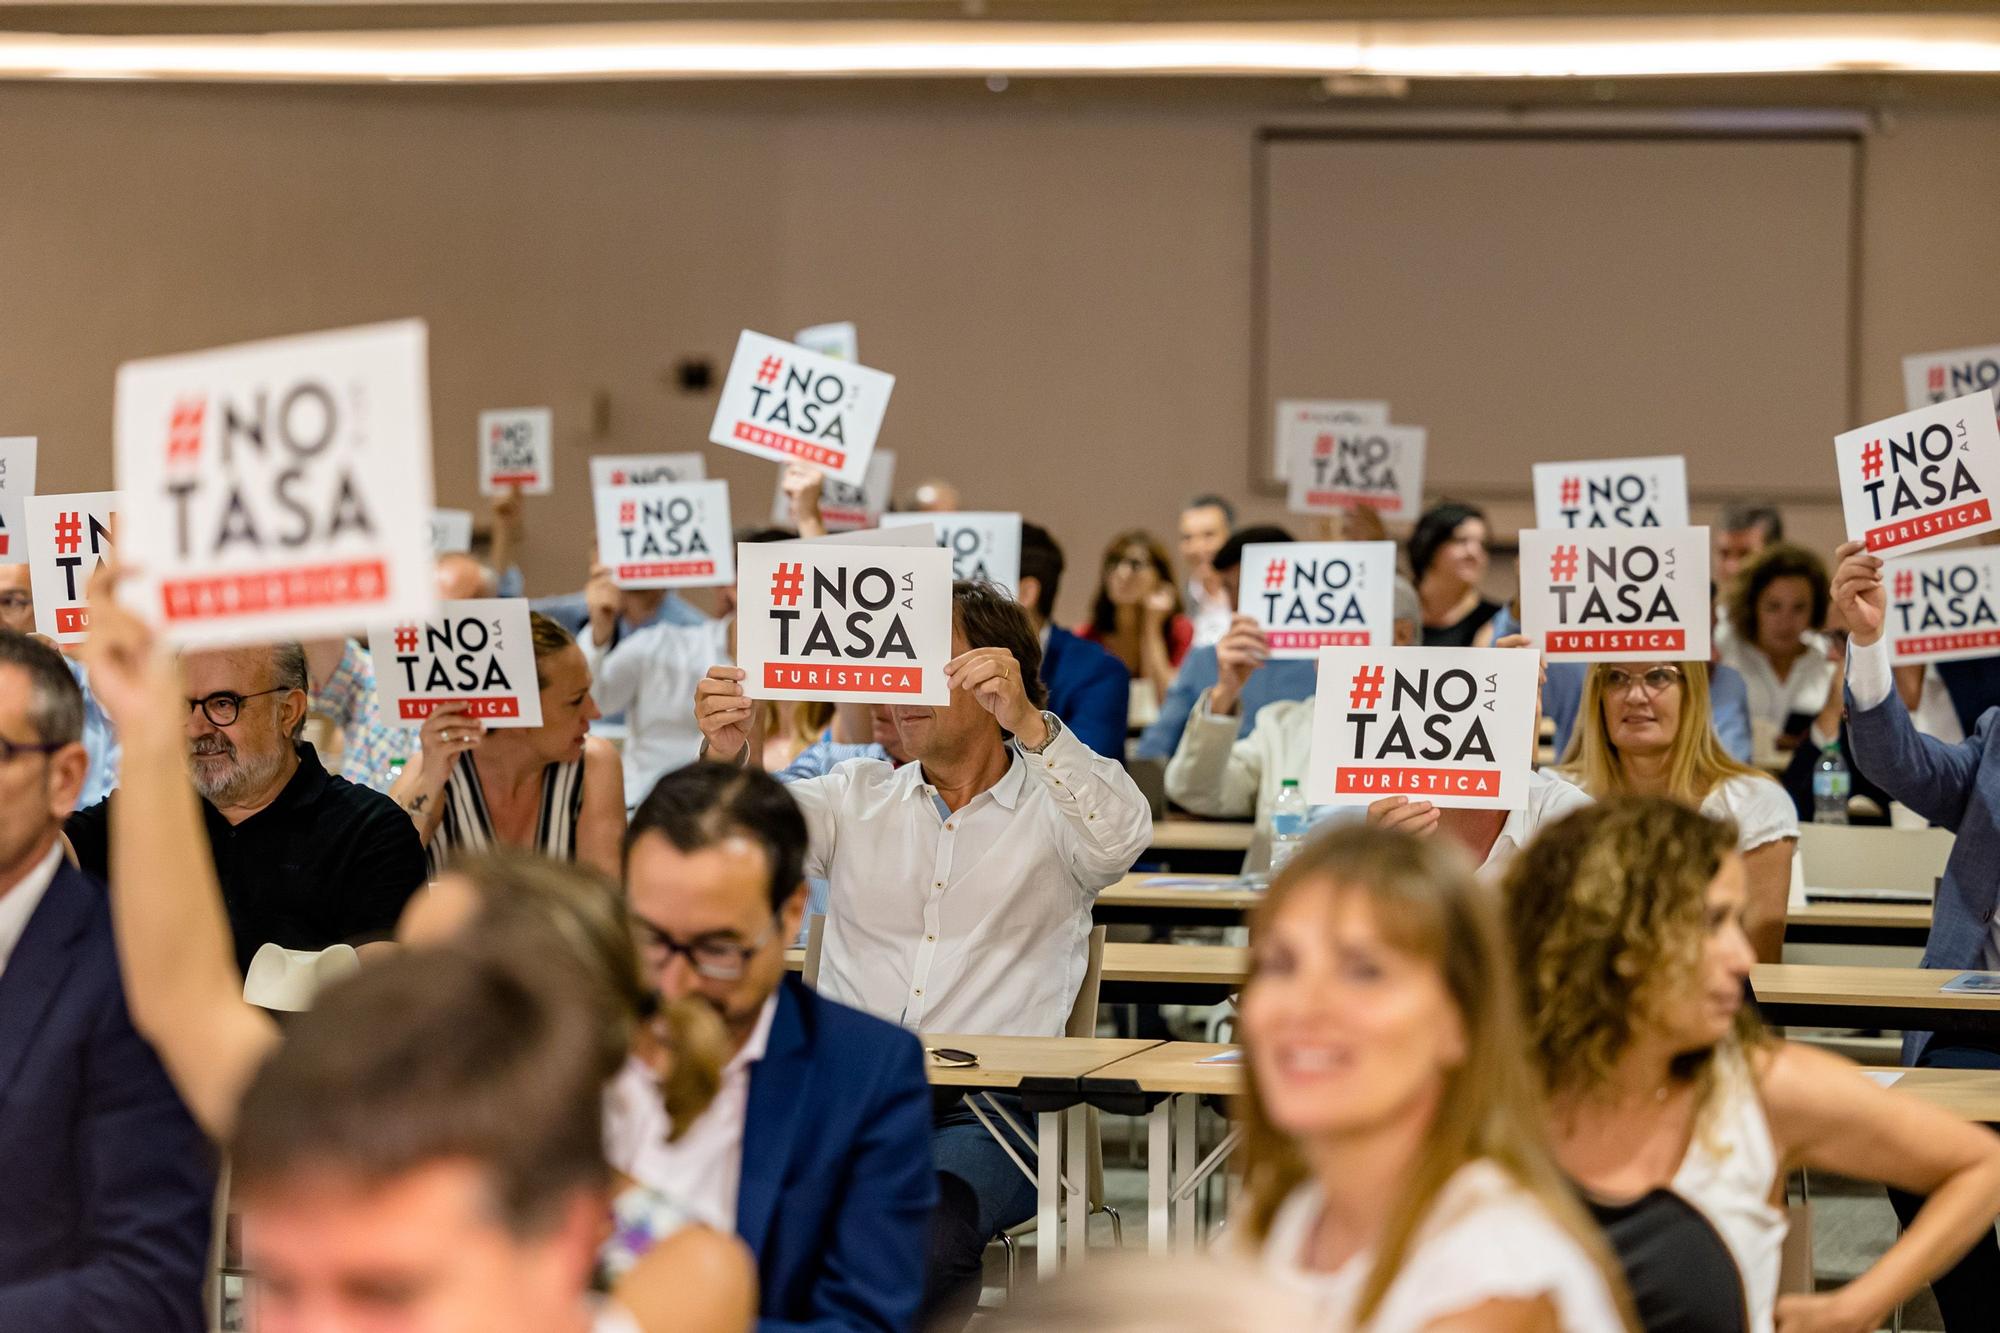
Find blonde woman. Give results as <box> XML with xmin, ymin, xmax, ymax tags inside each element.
<box><xmin>754</xmin><ymin>699</ymin><xmax>836</xmax><ymax>773</ymax></box>
<box><xmin>1505</xmin><ymin>798</ymin><xmax>2000</xmax><ymax>1333</ymax></box>
<box><xmin>1559</xmin><ymin>660</ymin><xmax>1795</xmax><ymax>962</ymax></box>
<box><xmin>1238</xmin><ymin>823</ymin><xmax>1632</xmax><ymax>1331</ymax></box>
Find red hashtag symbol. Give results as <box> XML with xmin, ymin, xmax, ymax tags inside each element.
<box><xmin>1930</xmin><ymin>366</ymin><xmax>1946</xmax><ymax>392</ymax></box>
<box><xmin>756</xmin><ymin>355</ymin><xmax>783</xmax><ymax>385</ymax></box>
<box><xmin>1894</xmin><ymin>570</ymin><xmax>1914</xmax><ymax>600</ymax></box>
<box><xmin>619</xmin><ymin>502</ymin><xmax>636</xmax><ymax>524</ymax></box>
<box><xmin>1559</xmin><ymin>476</ymin><xmax>1580</xmax><ymax>506</ymax></box>
<box><xmin>1264</xmin><ymin>559</ymin><xmax>1287</xmax><ymax>591</ymax></box>
<box><xmin>611</xmin><ymin>470</ymin><xmax>627</xmax><ymax>484</ymax></box>
<box><xmin>1348</xmin><ymin>664</ymin><xmax>1386</xmax><ymax>709</ymax></box>
<box><xmin>166</xmin><ymin>398</ymin><xmax>205</xmax><ymax>463</ymax></box>
<box><xmin>1549</xmin><ymin>545</ymin><xmax>1579</xmax><ymax>581</ymax></box>
<box><xmin>52</xmin><ymin>511</ymin><xmax>81</xmax><ymax>555</ymax></box>
<box><xmin>770</xmin><ymin>562</ymin><xmax>805</xmax><ymax>607</ymax></box>
<box><xmin>393</xmin><ymin>625</ymin><xmax>420</xmax><ymax>653</ymax></box>
<box><xmin>1861</xmin><ymin>440</ymin><xmax>1884</xmax><ymax>480</ymax></box>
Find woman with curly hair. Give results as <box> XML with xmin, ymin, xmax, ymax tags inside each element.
<box><xmin>1504</xmin><ymin>797</ymin><xmax>2000</xmax><ymax>1333</ymax></box>
<box><xmin>1718</xmin><ymin>543</ymin><xmax>1837</xmax><ymax>748</ymax></box>
<box><xmin>1238</xmin><ymin>823</ymin><xmax>1633</xmax><ymax>1331</ymax></box>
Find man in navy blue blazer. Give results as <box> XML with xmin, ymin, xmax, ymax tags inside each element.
<box><xmin>620</xmin><ymin>762</ymin><xmax>935</xmax><ymax>1333</ymax></box>
<box><xmin>0</xmin><ymin>632</ymin><xmax>213</xmax><ymax>1329</ymax></box>
<box><xmin>1835</xmin><ymin>539</ymin><xmax>2000</xmax><ymax>1329</ymax></box>
<box><xmin>1018</xmin><ymin>523</ymin><xmax>1129</xmax><ymax>758</ymax></box>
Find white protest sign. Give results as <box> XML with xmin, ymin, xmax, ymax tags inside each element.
<box><xmin>0</xmin><ymin>438</ymin><xmax>37</xmax><ymax>566</ymax></box>
<box><xmin>1531</xmin><ymin>456</ymin><xmax>1689</xmax><ymax>530</ymax></box>
<box><xmin>589</xmin><ymin>453</ymin><xmax>706</xmax><ymax>490</ymax></box>
<box><xmin>735</xmin><ymin>541</ymin><xmax>952</xmax><ymax>705</ymax></box>
<box><xmin>25</xmin><ymin>491</ymin><xmax>118</xmax><ymax>645</ymax></box>
<box><xmin>1884</xmin><ymin>546</ymin><xmax>2000</xmax><ymax>666</ymax></box>
<box><xmin>883</xmin><ymin>512</ymin><xmax>1023</xmax><ymax>593</ymax></box>
<box><xmin>1904</xmin><ymin>344</ymin><xmax>2000</xmax><ymax>423</ymax></box>
<box><xmin>1238</xmin><ymin>541</ymin><xmax>1397</xmax><ymax>659</ymax></box>
<box><xmin>709</xmin><ymin>330</ymin><xmax>893</xmax><ymax>486</ymax></box>
<box><xmin>768</xmin><ymin>450</ymin><xmax>897</xmax><ymax>532</ymax></box>
<box><xmin>593</xmin><ymin>480</ymin><xmax>735</xmax><ymax>590</ymax></box>
<box><xmin>1286</xmin><ymin>424</ymin><xmax>1426</xmax><ymax>520</ymax></box>
<box><xmin>368</xmin><ymin>598</ymin><xmax>543</xmax><ymax>729</ymax></box>
<box><xmin>1518</xmin><ymin>526</ymin><xmax>1711</xmax><ymax>662</ymax></box>
<box><xmin>1307</xmin><ymin>646</ymin><xmax>1538</xmax><ymax>810</ymax></box>
<box><xmin>478</xmin><ymin>407</ymin><xmax>554</xmax><ymax>496</ymax></box>
<box><xmin>796</xmin><ymin>524</ymin><xmax>937</xmax><ymax>549</ymax></box>
<box><xmin>429</xmin><ymin>509</ymin><xmax>473</xmax><ymax>555</ymax></box>
<box><xmin>1273</xmin><ymin>399</ymin><xmax>1389</xmax><ymax>480</ymax></box>
<box><xmin>1836</xmin><ymin>390</ymin><xmax>2000</xmax><ymax>556</ymax></box>
<box><xmin>113</xmin><ymin>320</ymin><xmax>436</xmax><ymax>647</ymax></box>
<box><xmin>794</xmin><ymin>321</ymin><xmax>859</xmax><ymax>362</ymax></box>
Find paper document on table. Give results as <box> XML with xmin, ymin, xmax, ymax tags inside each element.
<box><xmin>1864</xmin><ymin>1071</ymin><xmax>1905</xmax><ymax>1089</ymax></box>
<box><xmin>1141</xmin><ymin>877</ymin><xmax>1235</xmax><ymax>890</ymax></box>
<box><xmin>1197</xmin><ymin>1050</ymin><xmax>1244</xmax><ymax>1065</ymax></box>
<box><xmin>1940</xmin><ymin>972</ymin><xmax>2000</xmax><ymax>994</ymax></box>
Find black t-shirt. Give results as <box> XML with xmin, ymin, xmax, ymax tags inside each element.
<box><xmin>65</xmin><ymin>744</ymin><xmax>427</xmax><ymax>974</ymax></box>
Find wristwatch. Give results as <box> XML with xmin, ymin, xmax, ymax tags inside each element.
<box><xmin>1020</xmin><ymin>710</ymin><xmax>1063</xmax><ymax>755</ymax></box>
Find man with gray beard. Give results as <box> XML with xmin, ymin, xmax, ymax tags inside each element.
<box><xmin>63</xmin><ymin>641</ymin><xmax>425</xmax><ymax>972</ymax></box>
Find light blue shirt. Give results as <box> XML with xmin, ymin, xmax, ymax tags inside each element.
<box><xmin>67</xmin><ymin>658</ymin><xmax>120</xmax><ymax>807</ymax></box>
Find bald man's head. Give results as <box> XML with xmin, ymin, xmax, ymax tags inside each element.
<box><xmin>435</xmin><ymin>554</ymin><xmax>497</xmax><ymax>602</ymax></box>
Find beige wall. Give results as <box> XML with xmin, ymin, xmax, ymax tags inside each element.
<box><xmin>4</xmin><ymin>85</ymin><xmax>2000</xmax><ymax>621</ymax></box>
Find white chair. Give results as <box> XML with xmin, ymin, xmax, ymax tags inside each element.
<box><xmin>802</xmin><ymin>913</ymin><xmax>827</xmax><ymax>990</ymax></box>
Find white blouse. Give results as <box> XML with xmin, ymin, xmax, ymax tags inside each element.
<box><xmin>1700</xmin><ymin>774</ymin><xmax>1799</xmax><ymax>854</ymax></box>
<box><xmin>1261</xmin><ymin>1160</ymin><xmax>1627</xmax><ymax>1332</ymax></box>
<box><xmin>1719</xmin><ymin>635</ymin><xmax>1837</xmax><ymax>738</ymax></box>
<box><xmin>1674</xmin><ymin>1044</ymin><xmax>1788</xmax><ymax>1333</ymax></box>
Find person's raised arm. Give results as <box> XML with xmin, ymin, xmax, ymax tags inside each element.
<box><xmin>1163</xmin><ymin>621</ymin><xmax>1271</xmax><ymax>819</ymax></box>
<box><xmin>389</xmin><ymin>703</ymin><xmax>482</xmax><ymax>845</ymax></box>
<box><xmin>1764</xmin><ymin>1042</ymin><xmax>2000</xmax><ymax>1333</ymax></box>
<box><xmin>1135</xmin><ymin>588</ymin><xmax>1181</xmax><ymax>702</ymax></box>
<box><xmin>80</xmin><ymin>568</ymin><xmax>277</xmax><ymax>1141</ymax></box>
<box><xmin>694</xmin><ymin>665</ymin><xmax>757</xmax><ymax>765</ymax></box>
<box><xmin>575</xmin><ymin>735</ymin><xmax>627</xmax><ymax>879</ymax></box>
<box><xmin>782</xmin><ymin>463</ymin><xmax>828</xmax><ymax>540</ymax></box>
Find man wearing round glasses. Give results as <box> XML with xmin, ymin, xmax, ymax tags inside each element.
<box><xmin>63</xmin><ymin>642</ymin><xmax>426</xmax><ymax>973</ymax></box>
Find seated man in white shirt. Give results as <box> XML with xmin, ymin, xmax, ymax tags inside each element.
<box><xmin>1166</xmin><ymin>581</ymin><xmax>1588</xmax><ymax>879</ymax></box>
<box><xmin>694</xmin><ymin>581</ymin><xmax>1152</xmax><ymax>1330</ymax></box>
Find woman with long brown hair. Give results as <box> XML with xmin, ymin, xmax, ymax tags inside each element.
<box><xmin>1506</xmin><ymin>797</ymin><xmax>2000</xmax><ymax>1333</ymax></box>
<box><xmin>1078</xmin><ymin>529</ymin><xmax>1192</xmax><ymax>708</ymax></box>
<box><xmin>1237</xmin><ymin>823</ymin><xmax>1631</xmax><ymax>1331</ymax></box>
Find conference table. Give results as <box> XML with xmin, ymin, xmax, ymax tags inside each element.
<box><xmin>1142</xmin><ymin>820</ymin><xmax>1252</xmax><ymax>873</ymax></box>
<box><xmin>1079</xmin><ymin>1041</ymin><xmax>2000</xmax><ymax>1252</ymax></box>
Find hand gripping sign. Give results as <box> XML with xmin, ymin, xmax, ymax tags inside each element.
<box><xmin>25</xmin><ymin>491</ymin><xmax>117</xmax><ymax>645</ymax></box>
<box><xmin>589</xmin><ymin>453</ymin><xmax>706</xmax><ymax>491</ymax></box>
<box><xmin>1531</xmin><ymin>457</ymin><xmax>1689</xmax><ymax>530</ymax></box>
<box><xmin>0</xmin><ymin>438</ymin><xmax>38</xmax><ymax>566</ymax></box>
<box><xmin>734</xmin><ymin>541</ymin><xmax>953</xmax><ymax>705</ymax></box>
<box><xmin>593</xmin><ymin>480</ymin><xmax>735</xmax><ymax>590</ymax></box>
<box><xmin>709</xmin><ymin>330</ymin><xmax>894</xmax><ymax>487</ymax></box>
<box><xmin>883</xmin><ymin>512</ymin><xmax>1023</xmax><ymax>594</ymax></box>
<box><xmin>769</xmin><ymin>450</ymin><xmax>897</xmax><ymax>533</ymax></box>
<box><xmin>1884</xmin><ymin>546</ymin><xmax>2000</xmax><ymax>666</ymax></box>
<box><xmin>1273</xmin><ymin>399</ymin><xmax>1388</xmax><ymax>481</ymax></box>
<box><xmin>1518</xmin><ymin>527</ymin><xmax>1711</xmax><ymax>662</ymax></box>
<box><xmin>1286</xmin><ymin>424</ymin><xmax>1426</xmax><ymax>520</ymax></box>
<box><xmin>478</xmin><ymin>408</ymin><xmax>553</xmax><ymax>496</ymax></box>
<box><xmin>1238</xmin><ymin>541</ymin><xmax>1397</xmax><ymax>660</ymax></box>
<box><xmin>1837</xmin><ymin>391</ymin><xmax>2000</xmax><ymax>557</ymax></box>
<box><xmin>1904</xmin><ymin>344</ymin><xmax>2000</xmax><ymax>425</ymax></box>
<box><xmin>113</xmin><ymin>319</ymin><xmax>437</xmax><ymax>647</ymax></box>
<box><xmin>368</xmin><ymin>598</ymin><xmax>543</xmax><ymax>728</ymax></box>
<box><xmin>1307</xmin><ymin>646</ymin><xmax>1539</xmax><ymax>811</ymax></box>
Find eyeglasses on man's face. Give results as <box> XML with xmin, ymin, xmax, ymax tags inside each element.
<box><xmin>186</xmin><ymin>687</ymin><xmax>290</xmax><ymax>728</ymax></box>
<box><xmin>629</xmin><ymin>911</ymin><xmax>782</xmax><ymax>982</ymax></box>
<box><xmin>1601</xmin><ymin>666</ymin><xmax>1684</xmax><ymax>697</ymax></box>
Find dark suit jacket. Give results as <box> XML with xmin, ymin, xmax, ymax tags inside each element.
<box><xmin>1040</xmin><ymin>626</ymin><xmax>1129</xmax><ymax>760</ymax></box>
<box><xmin>0</xmin><ymin>860</ymin><xmax>215</xmax><ymax>1329</ymax></box>
<box><xmin>740</xmin><ymin>977</ymin><xmax>935</xmax><ymax>1333</ymax></box>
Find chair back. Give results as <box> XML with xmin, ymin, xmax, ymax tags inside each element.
<box><xmin>1796</xmin><ymin>823</ymin><xmax>1952</xmax><ymax>899</ymax></box>
<box><xmin>1067</xmin><ymin>926</ymin><xmax>1107</xmax><ymax>1038</ymax></box>
<box><xmin>803</xmin><ymin>913</ymin><xmax>827</xmax><ymax>990</ymax></box>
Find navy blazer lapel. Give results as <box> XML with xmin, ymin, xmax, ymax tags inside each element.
<box><xmin>0</xmin><ymin>866</ymin><xmax>91</xmax><ymax>1097</ymax></box>
<box><xmin>736</xmin><ymin>978</ymin><xmax>813</xmax><ymax>1260</ymax></box>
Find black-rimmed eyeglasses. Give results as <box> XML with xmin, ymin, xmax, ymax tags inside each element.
<box><xmin>187</xmin><ymin>688</ymin><xmax>290</xmax><ymax>728</ymax></box>
<box><xmin>630</xmin><ymin>912</ymin><xmax>782</xmax><ymax>982</ymax></box>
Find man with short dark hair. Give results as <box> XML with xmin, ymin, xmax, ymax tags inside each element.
<box><xmin>229</xmin><ymin>946</ymin><xmax>625</xmax><ymax>1333</ymax></box>
<box><xmin>695</xmin><ymin>582</ymin><xmax>1151</xmax><ymax>1328</ymax></box>
<box><xmin>1018</xmin><ymin>522</ymin><xmax>1128</xmax><ymax>757</ymax></box>
<box><xmin>615</xmin><ymin>762</ymin><xmax>935</xmax><ymax>1332</ymax></box>
<box><xmin>64</xmin><ymin>640</ymin><xmax>426</xmax><ymax>971</ymax></box>
<box><xmin>0</xmin><ymin>631</ymin><xmax>213</xmax><ymax>1328</ymax></box>
<box><xmin>1134</xmin><ymin>525</ymin><xmax>1317</xmax><ymax>761</ymax></box>
<box><xmin>1715</xmin><ymin>501</ymin><xmax>1784</xmax><ymax>585</ymax></box>
<box><xmin>1178</xmin><ymin>494</ymin><xmax>1236</xmax><ymax>648</ymax></box>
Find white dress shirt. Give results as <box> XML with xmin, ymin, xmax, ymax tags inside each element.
<box><xmin>0</xmin><ymin>842</ymin><xmax>64</xmax><ymax>980</ymax></box>
<box><xmin>581</xmin><ymin>615</ymin><xmax>733</xmax><ymax>811</ymax></box>
<box><xmin>790</xmin><ymin>724</ymin><xmax>1152</xmax><ymax>1037</ymax></box>
<box><xmin>601</xmin><ymin>992</ymin><xmax>776</xmax><ymax>1232</ymax></box>
<box><xmin>1720</xmin><ymin>632</ymin><xmax>1837</xmax><ymax>737</ymax></box>
<box><xmin>1187</xmin><ymin>576</ymin><xmax>1233</xmax><ymax>649</ymax></box>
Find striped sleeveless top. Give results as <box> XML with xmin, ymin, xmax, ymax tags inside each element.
<box><xmin>426</xmin><ymin>756</ymin><xmax>586</xmax><ymax>876</ymax></box>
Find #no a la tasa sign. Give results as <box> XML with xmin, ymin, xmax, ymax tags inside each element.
<box><xmin>709</xmin><ymin>330</ymin><xmax>894</xmax><ymax>487</ymax></box>
<box><xmin>734</xmin><ymin>542</ymin><xmax>952</xmax><ymax>705</ymax></box>
<box><xmin>1306</xmin><ymin>646</ymin><xmax>1538</xmax><ymax>810</ymax></box>
<box><xmin>368</xmin><ymin>598</ymin><xmax>544</xmax><ymax>727</ymax></box>
<box><xmin>1517</xmin><ymin>527</ymin><xmax>1710</xmax><ymax>662</ymax></box>
<box><xmin>1836</xmin><ymin>390</ymin><xmax>2000</xmax><ymax>557</ymax></box>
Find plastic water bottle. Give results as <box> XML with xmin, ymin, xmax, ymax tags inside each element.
<box><xmin>1813</xmin><ymin>741</ymin><xmax>1851</xmax><ymax>825</ymax></box>
<box><xmin>1269</xmin><ymin>779</ymin><xmax>1309</xmax><ymax>874</ymax></box>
